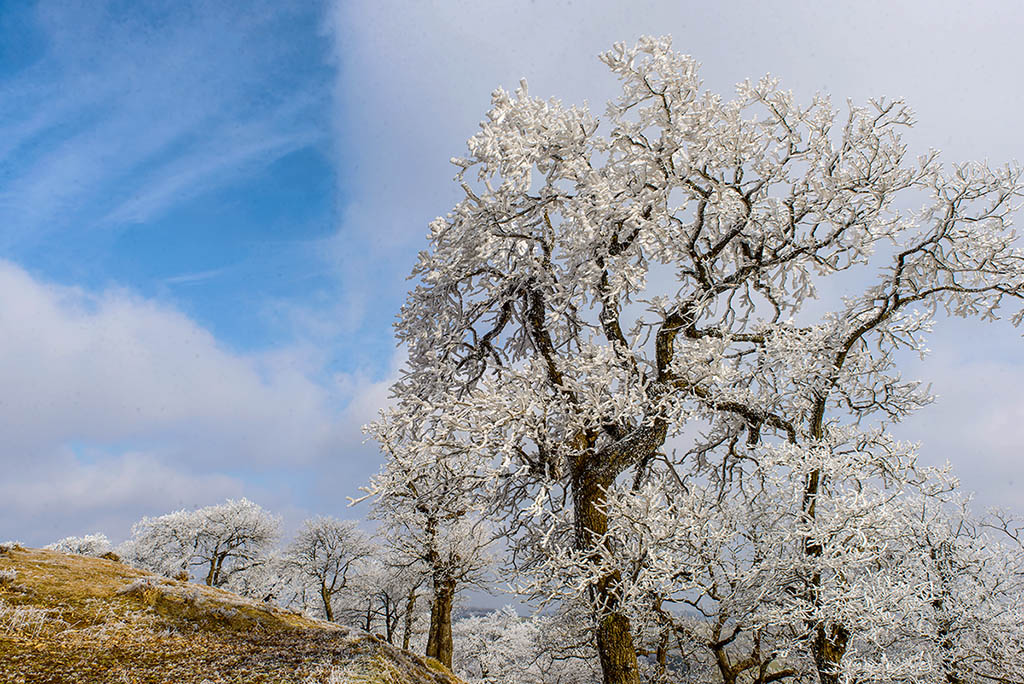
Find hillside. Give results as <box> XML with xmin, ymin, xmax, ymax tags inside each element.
<box><xmin>0</xmin><ymin>544</ymin><xmax>463</xmax><ymax>684</ymax></box>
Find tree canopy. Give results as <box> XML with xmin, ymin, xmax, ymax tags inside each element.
<box><xmin>373</xmin><ymin>36</ymin><xmax>1024</xmax><ymax>684</ymax></box>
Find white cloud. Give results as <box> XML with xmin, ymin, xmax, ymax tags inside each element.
<box><xmin>0</xmin><ymin>260</ymin><xmax>395</xmax><ymax>545</ymax></box>
<box><xmin>0</xmin><ymin>449</ymin><xmax>246</xmax><ymax>543</ymax></box>
<box><xmin>0</xmin><ymin>261</ymin><xmax>337</xmax><ymax>463</ymax></box>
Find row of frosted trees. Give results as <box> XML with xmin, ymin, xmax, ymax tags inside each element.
<box><xmin>46</xmin><ymin>499</ymin><xmax>598</xmax><ymax>683</ymax></box>
<box><xmin>47</xmin><ymin>500</ymin><xmax>449</xmax><ymax>651</ymax></box>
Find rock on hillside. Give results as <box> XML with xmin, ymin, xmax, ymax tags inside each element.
<box><xmin>0</xmin><ymin>544</ymin><xmax>463</xmax><ymax>684</ymax></box>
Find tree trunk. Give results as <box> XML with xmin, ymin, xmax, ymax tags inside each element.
<box><xmin>206</xmin><ymin>554</ymin><xmax>223</xmax><ymax>587</ymax></box>
<box><xmin>402</xmin><ymin>586</ymin><xmax>418</xmax><ymax>650</ymax></box>
<box><xmin>383</xmin><ymin>593</ymin><xmax>395</xmax><ymax>644</ymax></box>
<box><xmin>364</xmin><ymin>599</ymin><xmax>373</xmax><ymax>632</ymax></box>
<box><xmin>574</xmin><ymin>471</ymin><xmax>642</xmax><ymax>684</ymax></box>
<box><xmin>425</xmin><ymin>577</ymin><xmax>456</xmax><ymax>668</ymax></box>
<box><xmin>320</xmin><ymin>583</ymin><xmax>334</xmax><ymax>622</ymax></box>
<box><xmin>813</xmin><ymin>622</ymin><xmax>850</xmax><ymax>684</ymax></box>
<box><xmin>205</xmin><ymin>562</ymin><xmax>217</xmax><ymax>587</ymax></box>
<box><xmin>803</xmin><ymin>467</ymin><xmax>850</xmax><ymax>684</ymax></box>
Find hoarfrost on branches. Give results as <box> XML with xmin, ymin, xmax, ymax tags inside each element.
<box><xmin>453</xmin><ymin>606</ymin><xmax>601</xmax><ymax>684</ymax></box>
<box><xmin>373</xmin><ymin>35</ymin><xmax>1024</xmax><ymax>684</ymax></box>
<box><xmin>46</xmin><ymin>533</ymin><xmax>112</xmax><ymax>557</ymax></box>
<box><xmin>283</xmin><ymin>516</ymin><xmax>371</xmax><ymax>623</ymax></box>
<box><xmin>122</xmin><ymin>498</ymin><xmax>280</xmax><ymax>587</ymax></box>
<box><xmin>362</xmin><ymin>412</ymin><xmax>494</xmax><ymax>668</ymax></box>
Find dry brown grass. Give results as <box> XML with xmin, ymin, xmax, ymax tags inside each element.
<box><xmin>0</xmin><ymin>547</ymin><xmax>463</xmax><ymax>684</ymax></box>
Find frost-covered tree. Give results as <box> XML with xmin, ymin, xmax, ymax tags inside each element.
<box><xmin>361</xmin><ymin>420</ymin><xmax>493</xmax><ymax>668</ymax></box>
<box><xmin>374</xmin><ymin>35</ymin><xmax>1024</xmax><ymax>684</ymax></box>
<box><xmin>884</xmin><ymin>499</ymin><xmax>1024</xmax><ymax>684</ymax></box>
<box><xmin>46</xmin><ymin>533</ymin><xmax>112</xmax><ymax>557</ymax></box>
<box><xmin>284</xmin><ymin>516</ymin><xmax>370</xmax><ymax>623</ymax></box>
<box><xmin>596</xmin><ymin>432</ymin><xmax>1008</xmax><ymax>684</ymax></box>
<box><xmin>124</xmin><ymin>498</ymin><xmax>280</xmax><ymax>587</ymax></box>
<box><xmin>454</xmin><ymin>606</ymin><xmax>601</xmax><ymax>684</ymax></box>
<box><xmin>342</xmin><ymin>549</ymin><xmax>428</xmax><ymax>647</ymax></box>
<box><xmin>224</xmin><ymin>550</ymin><xmax>297</xmax><ymax>605</ymax></box>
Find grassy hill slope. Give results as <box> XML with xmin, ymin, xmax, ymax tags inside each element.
<box><xmin>0</xmin><ymin>545</ymin><xmax>462</xmax><ymax>684</ymax></box>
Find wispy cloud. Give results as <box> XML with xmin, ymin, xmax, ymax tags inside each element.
<box><xmin>0</xmin><ymin>1</ymin><xmax>330</xmax><ymax>244</ymax></box>
<box><xmin>162</xmin><ymin>267</ymin><xmax>230</xmax><ymax>286</ymax></box>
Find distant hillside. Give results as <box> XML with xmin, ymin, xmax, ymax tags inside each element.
<box><xmin>0</xmin><ymin>545</ymin><xmax>463</xmax><ymax>684</ymax></box>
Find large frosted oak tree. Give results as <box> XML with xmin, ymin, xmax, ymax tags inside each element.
<box><xmin>375</xmin><ymin>37</ymin><xmax>1024</xmax><ymax>684</ymax></box>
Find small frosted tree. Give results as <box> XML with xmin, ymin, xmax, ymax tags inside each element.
<box><xmin>375</xmin><ymin>35</ymin><xmax>1024</xmax><ymax>684</ymax></box>
<box><xmin>454</xmin><ymin>606</ymin><xmax>601</xmax><ymax>684</ymax></box>
<box><xmin>886</xmin><ymin>499</ymin><xmax>1024</xmax><ymax>684</ymax></box>
<box><xmin>362</xmin><ymin>416</ymin><xmax>493</xmax><ymax>668</ymax></box>
<box><xmin>125</xmin><ymin>498</ymin><xmax>280</xmax><ymax>586</ymax></box>
<box><xmin>343</xmin><ymin>549</ymin><xmax>428</xmax><ymax>647</ymax></box>
<box><xmin>284</xmin><ymin>516</ymin><xmax>370</xmax><ymax>623</ymax></box>
<box><xmin>224</xmin><ymin>550</ymin><xmax>297</xmax><ymax>605</ymax></box>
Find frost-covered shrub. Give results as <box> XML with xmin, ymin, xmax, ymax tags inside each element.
<box><xmin>46</xmin><ymin>533</ymin><xmax>112</xmax><ymax>557</ymax></box>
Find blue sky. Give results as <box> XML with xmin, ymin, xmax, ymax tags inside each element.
<box><xmin>1</xmin><ymin>1</ymin><xmax>337</xmax><ymax>355</ymax></box>
<box><xmin>2</xmin><ymin>0</ymin><xmax>1024</xmax><ymax>546</ymax></box>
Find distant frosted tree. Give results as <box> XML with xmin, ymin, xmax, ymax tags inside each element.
<box><xmin>224</xmin><ymin>550</ymin><xmax>297</xmax><ymax>605</ymax></box>
<box><xmin>124</xmin><ymin>498</ymin><xmax>280</xmax><ymax>587</ymax></box>
<box><xmin>887</xmin><ymin>500</ymin><xmax>1024</xmax><ymax>684</ymax></box>
<box><xmin>284</xmin><ymin>516</ymin><xmax>370</xmax><ymax>623</ymax></box>
<box><xmin>363</xmin><ymin>416</ymin><xmax>493</xmax><ymax>668</ymax></box>
<box><xmin>453</xmin><ymin>606</ymin><xmax>601</xmax><ymax>684</ymax></box>
<box><xmin>342</xmin><ymin>549</ymin><xmax>428</xmax><ymax>647</ymax></box>
<box><xmin>46</xmin><ymin>533</ymin><xmax>111</xmax><ymax>557</ymax></box>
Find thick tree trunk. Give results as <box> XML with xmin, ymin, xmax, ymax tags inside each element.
<box><xmin>425</xmin><ymin>577</ymin><xmax>455</xmax><ymax>668</ymax></box>
<box><xmin>574</xmin><ymin>471</ymin><xmax>642</xmax><ymax>684</ymax></box>
<box><xmin>206</xmin><ymin>553</ymin><xmax>225</xmax><ymax>587</ymax></box>
<box><xmin>813</xmin><ymin>622</ymin><xmax>850</xmax><ymax>684</ymax></box>
<box><xmin>402</xmin><ymin>587</ymin><xmax>417</xmax><ymax>650</ymax></box>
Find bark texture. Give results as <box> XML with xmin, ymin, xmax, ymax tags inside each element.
<box><xmin>402</xmin><ymin>587</ymin><xmax>418</xmax><ymax>651</ymax></box>
<box><xmin>574</xmin><ymin>470</ymin><xmax>642</xmax><ymax>684</ymax></box>
<box><xmin>320</xmin><ymin>584</ymin><xmax>334</xmax><ymax>622</ymax></box>
<box><xmin>425</xmin><ymin>577</ymin><xmax>455</xmax><ymax>668</ymax></box>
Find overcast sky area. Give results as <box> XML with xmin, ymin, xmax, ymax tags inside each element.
<box><xmin>1</xmin><ymin>0</ymin><xmax>1022</xmax><ymax>547</ymax></box>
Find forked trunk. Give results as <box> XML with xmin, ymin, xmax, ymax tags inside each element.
<box><xmin>425</xmin><ymin>576</ymin><xmax>455</xmax><ymax>668</ymax></box>
<box><xmin>363</xmin><ymin>598</ymin><xmax>373</xmax><ymax>631</ymax></box>
<box><xmin>574</xmin><ymin>471</ymin><xmax>642</xmax><ymax>684</ymax></box>
<box><xmin>206</xmin><ymin>553</ymin><xmax>223</xmax><ymax>586</ymax></box>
